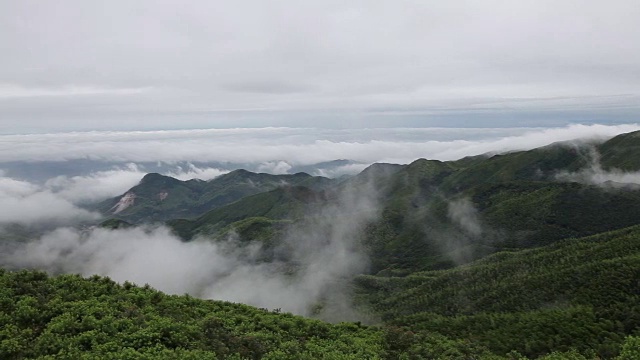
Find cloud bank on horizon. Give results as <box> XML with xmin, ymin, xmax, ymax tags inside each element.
<box><xmin>1</xmin><ymin>1</ymin><xmax>639</xmax><ymax>132</ymax></box>
<box><xmin>0</xmin><ymin>124</ymin><xmax>638</xmax><ymax>165</ymax></box>
<box><xmin>0</xmin><ymin>123</ymin><xmax>637</xmax><ymax>226</ymax></box>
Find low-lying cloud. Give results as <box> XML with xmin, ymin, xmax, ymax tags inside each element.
<box><xmin>556</xmin><ymin>148</ymin><xmax>640</xmax><ymax>188</ymax></box>
<box><xmin>0</xmin><ymin>177</ymin><xmax>99</xmax><ymax>226</ymax></box>
<box><xmin>3</xmin><ymin>179</ymin><xmax>382</xmax><ymax>321</ymax></box>
<box><xmin>0</xmin><ymin>162</ymin><xmax>229</xmax><ymax>227</ymax></box>
<box><xmin>2</xmin><ymin>123</ymin><xmax>640</xmax><ymax>320</ymax></box>
<box><xmin>448</xmin><ymin>198</ymin><xmax>483</xmax><ymax>237</ymax></box>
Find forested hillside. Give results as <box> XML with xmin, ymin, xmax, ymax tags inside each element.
<box><xmin>0</xmin><ymin>270</ymin><xmax>509</xmax><ymax>359</ymax></box>
<box><xmin>356</xmin><ymin>225</ymin><xmax>640</xmax><ymax>358</ymax></box>
<box><xmin>97</xmin><ymin>170</ymin><xmax>334</xmax><ymax>223</ymax></box>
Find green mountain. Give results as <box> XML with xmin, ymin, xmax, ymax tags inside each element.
<box><xmin>154</xmin><ymin>131</ymin><xmax>640</xmax><ymax>275</ymax></box>
<box><xmin>359</xmin><ymin>133</ymin><xmax>640</xmax><ymax>273</ymax></box>
<box><xmin>96</xmin><ymin>170</ymin><xmax>334</xmax><ymax>223</ymax></box>
<box><xmin>168</xmin><ymin>185</ymin><xmax>327</xmax><ymax>240</ymax></box>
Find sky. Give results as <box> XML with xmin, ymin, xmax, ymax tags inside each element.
<box><xmin>1</xmin><ymin>0</ymin><xmax>639</xmax><ymax>133</ymax></box>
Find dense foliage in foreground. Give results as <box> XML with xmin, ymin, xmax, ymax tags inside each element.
<box><xmin>1</xmin><ymin>267</ymin><xmax>639</xmax><ymax>359</ymax></box>
<box><xmin>1</xmin><ymin>269</ymin><xmax>505</xmax><ymax>359</ymax></box>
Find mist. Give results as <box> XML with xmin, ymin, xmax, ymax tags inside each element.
<box><xmin>556</xmin><ymin>147</ymin><xmax>640</xmax><ymax>188</ymax></box>
<box><xmin>447</xmin><ymin>198</ymin><xmax>483</xmax><ymax>237</ymax></box>
<box><xmin>1</xmin><ymin>177</ymin><xmax>382</xmax><ymax>321</ymax></box>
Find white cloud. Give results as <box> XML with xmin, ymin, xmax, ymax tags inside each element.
<box><xmin>0</xmin><ymin>124</ymin><xmax>637</xmax><ymax>166</ymax></box>
<box><xmin>44</xmin><ymin>163</ymin><xmax>145</xmax><ymax>203</ymax></box>
<box><xmin>0</xmin><ymin>177</ymin><xmax>99</xmax><ymax>225</ymax></box>
<box><xmin>165</xmin><ymin>163</ymin><xmax>228</xmax><ymax>181</ymax></box>
<box><xmin>556</xmin><ymin>149</ymin><xmax>640</xmax><ymax>188</ymax></box>
<box><xmin>0</xmin><ymin>84</ymin><xmax>151</xmax><ymax>98</ymax></box>
<box><xmin>312</xmin><ymin>163</ymin><xmax>370</xmax><ymax>178</ymax></box>
<box><xmin>4</xmin><ymin>176</ymin><xmax>380</xmax><ymax>319</ymax></box>
<box><xmin>257</xmin><ymin>161</ymin><xmax>292</xmax><ymax>175</ymax></box>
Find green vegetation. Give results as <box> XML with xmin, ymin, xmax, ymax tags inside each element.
<box><xmin>96</xmin><ymin>170</ymin><xmax>334</xmax><ymax>223</ymax></box>
<box><xmin>0</xmin><ymin>269</ymin><xmax>518</xmax><ymax>360</ymax></box>
<box><xmin>356</xmin><ymin>225</ymin><xmax>640</xmax><ymax>358</ymax></box>
<box><xmin>168</xmin><ymin>186</ymin><xmax>324</xmax><ymax>240</ymax></box>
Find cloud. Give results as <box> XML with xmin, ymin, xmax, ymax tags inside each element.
<box><xmin>556</xmin><ymin>147</ymin><xmax>640</xmax><ymax>188</ymax></box>
<box><xmin>0</xmin><ymin>177</ymin><xmax>99</xmax><ymax>225</ymax></box>
<box><xmin>164</xmin><ymin>163</ymin><xmax>228</xmax><ymax>181</ymax></box>
<box><xmin>0</xmin><ymin>124</ymin><xmax>638</xmax><ymax>166</ymax></box>
<box><xmin>43</xmin><ymin>163</ymin><xmax>146</xmax><ymax>203</ymax></box>
<box><xmin>257</xmin><ymin>161</ymin><xmax>292</xmax><ymax>175</ymax></box>
<box><xmin>0</xmin><ymin>160</ymin><xmax>233</xmax><ymax>227</ymax></box>
<box><xmin>447</xmin><ymin>198</ymin><xmax>482</xmax><ymax>237</ymax></box>
<box><xmin>311</xmin><ymin>163</ymin><xmax>371</xmax><ymax>178</ymax></box>
<box><xmin>0</xmin><ymin>84</ymin><xmax>151</xmax><ymax>98</ymax></box>
<box><xmin>2</xmin><ymin>178</ymin><xmax>382</xmax><ymax>320</ymax></box>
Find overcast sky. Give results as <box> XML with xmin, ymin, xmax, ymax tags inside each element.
<box><xmin>1</xmin><ymin>0</ymin><xmax>639</xmax><ymax>133</ymax></box>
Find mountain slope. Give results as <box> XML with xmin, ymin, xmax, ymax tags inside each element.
<box><xmin>361</xmin><ymin>131</ymin><xmax>640</xmax><ymax>273</ymax></box>
<box><xmin>160</xmin><ymin>131</ymin><xmax>640</xmax><ymax>273</ymax></box>
<box><xmin>356</xmin><ymin>224</ymin><xmax>640</xmax><ymax>358</ymax></box>
<box><xmin>168</xmin><ymin>185</ymin><xmax>327</xmax><ymax>240</ymax></box>
<box><xmin>96</xmin><ymin>170</ymin><xmax>334</xmax><ymax>223</ymax></box>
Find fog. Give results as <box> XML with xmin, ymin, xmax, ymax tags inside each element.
<box><xmin>447</xmin><ymin>198</ymin><xmax>483</xmax><ymax>237</ymax></box>
<box><xmin>556</xmin><ymin>146</ymin><xmax>640</xmax><ymax>188</ymax></box>
<box><xmin>2</xmin><ymin>179</ymin><xmax>381</xmax><ymax>320</ymax></box>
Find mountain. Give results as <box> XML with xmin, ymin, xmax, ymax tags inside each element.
<box><xmin>96</xmin><ymin>170</ymin><xmax>335</xmax><ymax>223</ymax></box>
<box><xmin>357</xmin><ymin>132</ymin><xmax>640</xmax><ymax>273</ymax></box>
<box><xmin>156</xmin><ymin>131</ymin><xmax>640</xmax><ymax>274</ymax></box>
<box><xmin>168</xmin><ymin>185</ymin><xmax>328</xmax><ymax>240</ymax></box>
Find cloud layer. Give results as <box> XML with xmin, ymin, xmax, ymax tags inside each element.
<box><xmin>1</xmin><ymin>124</ymin><xmax>638</xmax><ymax>166</ymax></box>
<box><xmin>3</xmin><ymin>178</ymin><xmax>381</xmax><ymax>320</ymax></box>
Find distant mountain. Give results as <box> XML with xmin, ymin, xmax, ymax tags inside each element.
<box><xmin>96</xmin><ymin>170</ymin><xmax>335</xmax><ymax>223</ymax></box>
